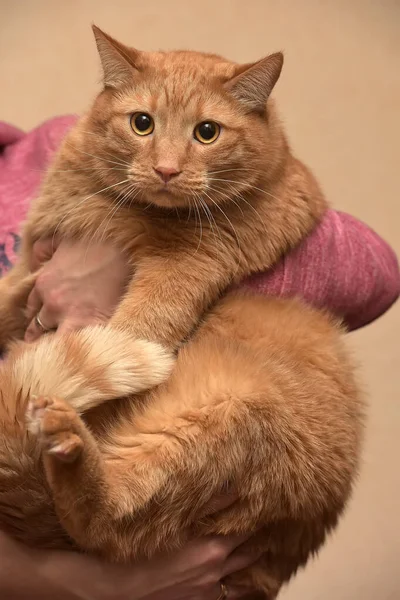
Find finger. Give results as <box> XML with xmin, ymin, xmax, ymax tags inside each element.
<box><xmin>197</xmin><ymin>491</ymin><xmax>239</xmax><ymax>518</ymax></box>
<box><xmin>25</xmin><ymin>287</ymin><xmax>43</xmax><ymax>322</ymax></box>
<box><xmin>211</xmin><ymin>581</ymin><xmax>263</xmax><ymax>600</ymax></box>
<box><xmin>222</xmin><ymin>546</ymin><xmax>263</xmax><ymax>578</ymax></box>
<box><xmin>206</xmin><ymin>533</ymin><xmax>254</xmax><ymax>559</ymax></box>
<box><xmin>211</xmin><ymin>582</ymin><xmax>227</xmax><ymax>600</ymax></box>
<box><xmin>30</xmin><ymin>238</ymin><xmax>57</xmax><ymax>271</ymax></box>
<box><xmin>55</xmin><ymin>321</ymin><xmax>80</xmax><ymax>336</ymax></box>
<box><xmin>24</xmin><ymin>308</ymin><xmax>57</xmax><ymax>343</ymax></box>
<box><xmin>227</xmin><ymin>585</ymin><xmax>266</xmax><ymax>599</ymax></box>
<box><xmin>56</xmin><ymin>315</ymin><xmax>107</xmax><ymax>336</ymax></box>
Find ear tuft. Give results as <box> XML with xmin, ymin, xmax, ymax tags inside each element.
<box><xmin>92</xmin><ymin>25</ymin><xmax>140</xmax><ymax>88</ymax></box>
<box><xmin>226</xmin><ymin>52</ymin><xmax>284</xmax><ymax>112</ymax></box>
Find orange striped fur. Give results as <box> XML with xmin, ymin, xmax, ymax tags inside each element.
<box><xmin>0</xmin><ymin>27</ymin><xmax>364</xmax><ymax>598</ymax></box>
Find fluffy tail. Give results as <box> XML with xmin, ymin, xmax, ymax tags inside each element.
<box><xmin>9</xmin><ymin>325</ymin><xmax>175</xmax><ymax>413</ymax></box>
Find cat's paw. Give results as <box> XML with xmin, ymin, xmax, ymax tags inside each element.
<box><xmin>26</xmin><ymin>396</ymin><xmax>84</xmax><ymax>463</ymax></box>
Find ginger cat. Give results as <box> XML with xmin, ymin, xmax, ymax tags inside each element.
<box><xmin>0</xmin><ymin>27</ymin><xmax>364</xmax><ymax>598</ymax></box>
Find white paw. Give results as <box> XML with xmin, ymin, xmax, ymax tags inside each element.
<box><xmin>25</xmin><ymin>395</ymin><xmax>43</xmax><ymax>435</ymax></box>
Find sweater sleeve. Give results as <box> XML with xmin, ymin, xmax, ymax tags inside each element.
<box><xmin>241</xmin><ymin>209</ymin><xmax>400</xmax><ymax>330</ymax></box>
<box><xmin>1</xmin><ymin>117</ymin><xmax>398</xmax><ymax>331</ymax></box>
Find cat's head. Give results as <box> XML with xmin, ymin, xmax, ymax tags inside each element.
<box><xmin>82</xmin><ymin>26</ymin><xmax>286</xmax><ymax>210</ymax></box>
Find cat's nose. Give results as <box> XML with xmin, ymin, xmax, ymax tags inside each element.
<box><xmin>154</xmin><ymin>166</ymin><xmax>181</xmax><ymax>184</ymax></box>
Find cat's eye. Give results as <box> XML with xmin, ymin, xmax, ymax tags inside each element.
<box><xmin>193</xmin><ymin>121</ymin><xmax>220</xmax><ymax>144</ymax></box>
<box><xmin>130</xmin><ymin>113</ymin><xmax>154</xmax><ymax>136</ymax></box>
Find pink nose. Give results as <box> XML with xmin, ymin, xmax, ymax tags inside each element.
<box><xmin>154</xmin><ymin>166</ymin><xmax>181</xmax><ymax>184</ymax></box>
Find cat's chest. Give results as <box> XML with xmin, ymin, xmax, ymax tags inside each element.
<box><xmin>74</xmin><ymin>202</ymin><xmax>264</xmax><ymax>276</ymax></box>
<box><xmin>31</xmin><ymin>185</ymin><xmax>265</xmax><ymax>276</ymax></box>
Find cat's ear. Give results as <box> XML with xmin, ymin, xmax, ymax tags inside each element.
<box><xmin>226</xmin><ymin>52</ymin><xmax>283</xmax><ymax>112</ymax></box>
<box><xmin>92</xmin><ymin>25</ymin><xmax>140</xmax><ymax>88</ymax></box>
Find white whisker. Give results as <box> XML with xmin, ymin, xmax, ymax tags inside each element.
<box><xmin>211</xmin><ymin>183</ymin><xmax>245</xmax><ymax>218</ymax></box>
<box><xmin>30</xmin><ymin>167</ymin><xmax>127</xmax><ymax>174</ymax></box>
<box><xmin>207</xmin><ymin>183</ymin><xmax>267</xmax><ymax>235</ymax></box>
<box><xmin>185</xmin><ymin>199</ymin><xmax>193</xmax><ymax>223</ymax></box>
<box><xmin>208</xmin><ymin>167</ymin><xmax>267</xmax><ymax>179</ymax></box>
<box><xmin>202</xmin><ymin>190</ymin><xmax>242</xmax><ymax>262</ymax></box>
<box><xmin>207</xmin><ymin>177</ymin><xmax>281</xmax><ymax>203</ymax></box>
<box><xmin>85</xmin><ymin>186</ymin><xmax>132</xmax><ymax>254</ymax></box>
<box><xmin>51</xmin><ymin>179</ymin><xmax>130</xmax><ymax>250</ymax></box>
<box><xmin>98</xmin><ymin>197</ymin><xmax>127</xmax><ymax>244</ymax></box>
<box><xmin>74</xmin><ymin>130</ymin><xmax>132</xmax><ymax>167</ymax></box>
<box><xmin>65</xmin><ymin>141</ymin><xmax>130</xmax><ymax>168</ymax></box>
<box><xmin>208</xmin><ymin>168</ymin><xmax>257</xmax><ymax>175</ymax></box>
<box><xmin>191</xmin><ymin>195</ymin><xmax>203</xmax><ymax>254</ymax></box>
<box><xmin>196</xmin><ymin>193</ymin><xmax>223</xmax><ymax>247</ymax></box>
<box><xmin>125</xmin><ymin>185</ymin><xmax>141</xmax><ymax>211</ymax></box>
<box><xmin>81</xmin><ymin>179</ymin><xmax>130</xmax><ymax>203</ymax></box>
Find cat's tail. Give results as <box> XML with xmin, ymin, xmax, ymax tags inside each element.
<box><xmin>9</xmin><ymin>326</ymin><xmax>175</xmax><ymax>413</ymax></box>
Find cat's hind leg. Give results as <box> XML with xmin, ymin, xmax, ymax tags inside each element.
<box><xmin>25</xmin><ymin>394</ymin><xmax>172</xmax><ymax>561</ymax></box>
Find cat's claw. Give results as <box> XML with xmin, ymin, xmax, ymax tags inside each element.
<box><xmin>26</xmin><ymin>396</ymin><xmax>84</xmax><ymax>463</ymax></box>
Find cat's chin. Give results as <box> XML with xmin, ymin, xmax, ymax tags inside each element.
<box><xmin>143</xmin><ymin>191</ymin><xmax>190</xmax><ymax>210</ymax></box>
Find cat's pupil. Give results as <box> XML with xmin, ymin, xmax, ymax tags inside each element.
<box><xmin>198</xmin><ymin>122</ymin><xmax>216</xmax><ymax>140</ymax></box>
<box><xmin>135</xmin><ymin>114</ymin><xmax>151</xmax><ymax>131</ymax></box>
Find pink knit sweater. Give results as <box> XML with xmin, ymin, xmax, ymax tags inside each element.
<box><xmin>0</xmin><ymin>116</ymin><xmax>398</xmax><ymax>331</ymax></box>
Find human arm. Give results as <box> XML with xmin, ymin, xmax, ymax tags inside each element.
<box><xmin>0</xmin><ymin>529</ymin><xmax>256</xmax><ymax>600</ymax></box>
<box><xmin>24</xmin><ymin>236</ymin><xmax>228</xmax><ymax>348</ymax></box>
<box><xmin>24</xmin><ymin>238</ymin><xmax>132</xmax><ymax>341</ymax></box>
<box><xmin>241</xmin><ymin>209</ymin><xmax>400</xmax><ymax>330</ymax></box>
<box><xmin>1</xmin><ymin>115</ymin><xmax>398</xmax><ymax>334</ymax></box>
<box><xmin>23</xmin><ymin>209</ymin><xmax>399</xmax><ymax>340</ymax></box>
<box><xmin>0</xmin><ymin>530</ymin><xmax>102</xmax><ymax>600</ymax></box>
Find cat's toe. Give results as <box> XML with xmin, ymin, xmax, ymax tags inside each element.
<box><xmin>26</xmin><ymin>396</ymin><xmax>84</xmax><ymax>462</ymax></box>
<box><xmin>46</xmin><ymin>432</ymin><xmax>84</xmax><ymax>463</ymax></box>
<box><xmin>26</xmin><ymin>395</ymin><xmax>52</xmax><ymax>435</ymax></box>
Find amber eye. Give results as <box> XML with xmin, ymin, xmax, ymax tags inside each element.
<box><xmin>130</xmin><ymin>113</ymin><xmax>154</xmax><ymax>136</ymax></box>
<box><xmin>193</xmin><ymin>121</ymin><xmax>220</xmax><ymax>144</ymax></box>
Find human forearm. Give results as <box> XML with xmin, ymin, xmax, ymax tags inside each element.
<box><xmin>0</xmin><ymin>531</ymin><xmax>73</xmax><ymax>599</ymax></box>
<box><xmin>0</xmin><ymin>530</ymin><xmax>259</xmax><ymax>600</ymax></box>
<box><xmin>0</xmin><ymin>531</ymin><xmax>118</xmax><ymax>600</ymax></box>
<box><xmin>241</xmin><ymin>209</ymin><xmax>400</xmax><ymax>329</ymax></box>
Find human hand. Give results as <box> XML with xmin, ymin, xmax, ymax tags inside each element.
<box><xmin>0</xmin><ymin>490</ymin><xmax>262</xmax><ymax>600</ymax></box>
<box><xmin>0</xmin><ymin>529</ymin><xmax>260</xmax><ymax>600</ymax></box>
<box><xmin>119</xmin><ymin>533</ymin><xmax>262</xmax><ymax>600</ymax></box>
<box><xmin>24</xmin><ymin>238</ymin><xmax>131</xmax><ymax>342</ymax></box>
<box><xmin>119</xmin><ymin>492</ymin><xmax>262</xmax><ymax>600</ymax></box>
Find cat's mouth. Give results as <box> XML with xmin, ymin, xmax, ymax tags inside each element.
<box><xmin>128</xmin><ymin>172</ymin><xmax>210</xmax><ymax>209</ymax></box>
<box><xmin>142</xmin><ymin>177</ymin><xmax>199</xmax><ymax>209</ymax></box>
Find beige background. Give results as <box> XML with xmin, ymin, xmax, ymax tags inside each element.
<box><xmin>1</xmin><ymin>1</ymin><xmax>399</xmax><ymax>598</ymax></box>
